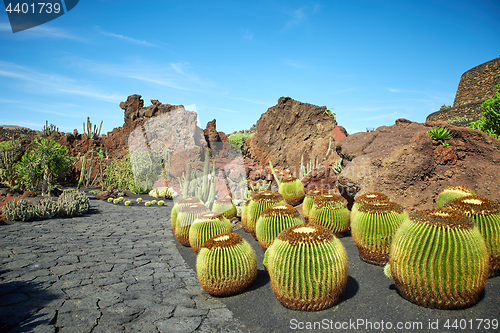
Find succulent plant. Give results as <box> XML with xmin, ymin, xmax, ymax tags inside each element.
<box><xmin>255</xmin><ymin>204</ymin><xmax>304</xmax><ymax>251</ymax></box>
<box><xmin>246</xmin><ymin>190</ymin><xmax>286</xmax><ymax>237</ymax></box>
<box><xmin>113</xmin><ymin>198</ymin><xmax>120</xmax><ymax>204</ymax></box>
<box><xmin>445</xmin><ymin>195</ymin><xmax>500</xmax><ymax>277</ymax></box>
<box><xmin>351</xmin><ymin>201</ymin><xmax>408</xmax><ymax>265</ymax></box>
<box><xmin>107</xmin><ymin>197</ymin><xmax>113</xmax><ymax>203</ymax></box>
<box><xmin>171</xmin><ymin>196</ymin><xmax>203</xmax><ymax>233</ymax></box>
<box><xmin>278</xmin><ymin>176</ymin><xmax>305</xmax><ymax>206</ymax></box>
<box><xmin>351</xmin><ymin>192</ymin><xmax>390</xmax><ymax>220</ymax></box>
<box><xmin>241</xmin><ymin>199</ymin><xmax>250</xmax><ymax>232</ymax></box>
<box><xmin>124</xmin><ymin>200</ymin><xmax>132</xmax><ymax>206</ymax></box>
<box><xmin>385</xmin><ymin>208</ymin><xmax>489</xmax><ymax>309</ymax></box>
<box><xmin>145</xmin><ymin>201</ymin><xmax>151</xmax><ymax>207</ymax></box>
<box><xmin>302</xmin><ymin>189</ymin><xmax>331</xmax><ymax>222</ymax></box>
<box><xmin>175</xmin><ymin>203</ymin><xmax>209</xmax><ymax>246</ymax></box>
<box><xmin>148</xmin><ymin>187</ymin><xmax>176</xmax><ymax>199</ymax></box>
<box><xmin>437</xmin><ymin>186</ymin><xmax>475</xmax><ymax>208</ymax></box>
<box><xmin>2</xmin><ymin>199</ymin><xmax>36</xmax><ymax>222</ymax></box>
<box><xmin>308</xmin><ymin>194</ymin><xmax>350</xmax><ymax>236</ymax></box>
<box><xmin>212</xmin><ymin>198</ymin><xmax>237</xmax><ymax>219</ymax></box>
<box><xmin>196</xmin><ymin>232</ymin><xmax>257</xmax><ymax>296</ymax></box>
<box><xmin>136</xmin><ymin>197</ymin><xmax>143</xmax><ymax>203</ymax></box>
<box><xmin>151</xmin><ymin>200</ymin><xmax>157</xmax><ymax>205</ymax></box>
<box><xmin>117</xmin><ymin>196</ymin><xmax>124</xmax><ymax>202</ymax></box>
<box><xmin>188</xmin><ymin>212</ymin><xmax>233</xmax><ymax>252</ymax></box>
<box><xmin>264</xmin><ymin>224</ymin><xmax>348</xmax><ymax>311</ymax></box>
<box><xmin>158</xmin><ymin>200</ymin><xmax>165</xmax><ymax>206</ymax></box>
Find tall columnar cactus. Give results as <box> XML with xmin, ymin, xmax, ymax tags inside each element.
<box><xmin>171</xmin><ymin>196</ymin><xmax>203</xmax><ymax>233</ymax></box>
<box><xmin>308</xmin><ymin>194</ymin><xmax>350</xmax><ymax>236</ymax></box>
<box><xmin>175</xmin><ymin>203</ymin><xmax>209</xmax><ymax>246</ymax></box>
<box><xmin>196</xmin><ymin>232</ymin><xmax>257</xmax><ymax>296</ymax></box>
<box><xmin>278</xmin><ymin>176</ymin><xmax>305</xmax><ymax>206</ymax></box>
<box><xmin>188</xmin><ymin>212</ymin><xmax>233</xmax><ymax>253</ymax></box>
<box><xmin>386</xmin><ymin>208</ymin><xmax>489</xmax><ymax>309</ymax></box>
<box><xmin>302</xmin><ymin>189</ymin><xmax>331</xmax><ymax>222</ymax></box>
<box><xmin>351</xmin><ymin>192</ymin><xmax>390</xmax><ymax>220</ymax></box>
<box><xmin>255</xmin><ymin>204</ymin><xmax>304</xmax><ymax>251</ymax></box>
<box><xmin>264</xmin><ymin>224</ymin><xmax>349</xmax><ymax>311</ymax></box>
<box><xmin>212</xmin><ymin>198</ymin><xmax>237</xmax><ymax>219</ymax></box>
<box><xmin>436</xmin><ymin>185</ymin><xmax>475</xmax><ymax>208</ymax></box>
<box><xmin>351</xmin><ymin>201</ymin><xmax>408</xmax><ymax>265</ymax></box>
<box><xmin>246</xmin><ymin>190</ymin><xmax>286</xmax><ymax>237</ymax></box>
<box><xmin>445</xmin><ymin>195</ymin><xmax>500</xmax><ymax>277</ymax></box>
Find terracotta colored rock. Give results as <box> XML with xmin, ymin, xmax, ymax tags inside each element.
<box><xmin>301</xmin><ymin>167</ymin><xmax>338</xmax><ymax>192</ymax></box>
<box><xmin>95</xmin><ymin>190</ymin><xmax>113</xmax><ymax>201</ymax></box>
<box><xmin>433</xmin><ymin>144</ymin><xmax>458</xmax><ymax>165</ymax></box>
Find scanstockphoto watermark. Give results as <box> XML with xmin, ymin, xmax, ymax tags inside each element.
<box><xmin>290</xmin><ymin>318</ymin><xmax>500</xmax><ymax>331</ymax></box>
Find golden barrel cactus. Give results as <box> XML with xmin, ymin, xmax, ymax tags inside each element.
<box><xmin>188</xmin><ymin>212</ymin><xmax>233</xmax><ymax>253</ymax></box>
<box><xmin>351</xmin><ymin>192</ymin><xmax>390</xmax><ymax>220</ymax></box>
<box><xmin>171</xmin><ymin>196</ymin><xmax>203</xmax><ymax>233</ymax></box>
<box><xmin>212</xmin><ymin>198</ymin><xmax>237</xmax><ymax>219</ymax></box>
<box><xmin>255</xmin><ymin>204</ymin><xmax>304</xmax><ymax>251</ymax></box>
<box><xmin>278</xmin><ymin>176</ymin><xmax>305</xmax><ymax>206</ymax></box>
<box><xmin>246</xmin><ymin>190</ymin><xmax>286</xmax><ymax>237</ymax></box>
<box><xmin>302</xmin><ymin>189</ymin><xmax>331</xmax><ymax>222</ymax></box>
<box><xmin>175</xmin><ymin>203</ymin><xmax>209</xmax><ymax>246</ymax></box>
<box><xmin>437</xmin><ymin>185</ymin><xmax>475</xmax><ymax>208</ymax></box>
<box><xmin>308</xmin><ymin>194</ymin><xmax>350</xmax><ymax>236</ymax></box>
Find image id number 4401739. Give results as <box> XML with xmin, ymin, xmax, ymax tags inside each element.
<box><xmin>5</xmin><ymin>2</ymin><xmax>62</xmax><ymax>14</ymax></box>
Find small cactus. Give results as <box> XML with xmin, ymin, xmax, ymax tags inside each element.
<box><xmin>117</xmin><ymin>197</ymin><xmax>124</xmax><ymax>202</ymax></box>
<box><xmin>158</xmin><ymin>200</ymin><xmax>165</xmax><ymax>206</ymax></box>
<box><xmin>145</xmin><ymin>201</ymin><xmax>152</xmax><ymax>207</ymax></box>
<box><xmin>278</xmin><ymin>176</ymin><xmax>305</xmax><ymax>206</ymax></box>
<box><xmin>189</xmin><ymin>212</ymin><xmax>233</xmax><ymax>253</ymax></box>
<box><xmin>171</xmin><ymin>197</ymin><xmax>203</xmax><ymax>234</ymax></box>
<box><xmin>113</xmin><ymin>198</ymin><xmax>120</xmax><ymax>204</ymax></box>
<box><xmin>107</xmin><ymin>197</ymin><xmax>113</xmax><ymax>203</ymax></box>
<box><xmin>196</xmin><ymin>233</ymin><xmax>257</xmax><ymax>296</ymax></box>
<box><xmin>351</xmin><ymin>192</ymin><xmax>390</xmax><ymax>220</ymax></box>
<box><xmin>264</xmin><ymin>224</ymin><xmax>348</xmax><ymax>311</ymax></box>
<box><xmin>241</xmin><ymin>199</ymin><xmax>250</xmax><ymax>232</ymax></box>
<box><xmin>124</xmin><ymin>200</ymin><xmax>132</xmax><ymax>206</ymax></box>
<box><xmin>175</xmin><ymin>203</ymin><xmax>209</xmax><ymax>246</ymax></box>
<box><xmin>308</xmin><ymin>194</ymin><xmax>350</xmax><ymax>236</ymax></box>
<box><xmin>212</xmin><ymin>198</ymin><xmax>237</xmax><ymax>219</ymax></box>
<box><xmin>137</xmin><ymin>198</ymin><xmax>143</xmax><ymax>203</ymax></box>
<box><xmin>302</xmin><ymin>189</ymin><xmax>331</xmax><ymax>222</ymax></box>
<box><xmin>246</xmin><ymin>190</ymin><xmax>286</xmax><ymax>237</ymax></box>
<box><xmin>436</xmin><ymin>186</ymin><xmax>475</xmax><ymax>208</ymax></box>
<box><xmin>151</xmin><ymin>200</ymin><xmax>157</xmax><ymax>205</ymax></box>
<box><xmin>255</xmin><ymin>204</ymin><xmax>304</xmax><ymax>251</ymax></box>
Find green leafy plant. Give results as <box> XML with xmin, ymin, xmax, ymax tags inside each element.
<box><xmin>0</xmin><ymin>138</ymin><xmax>22</xmax><ymax>189</ymax></box>
<box><xmin>103</xmin><ymin>154</ymin><xmax>148</xmax><ymax>194</ymax></box>
<box><xmin>324</xmin><ymin>108</ymin><xmax>336</xmax><ymax>121</ymax></box>
<box><xmin>468</xmin><ymin>82</ymin><xmax>500</xmax><ymax>138</ymax></box>
<box><xmin>427</xmin><ymin>127</ymin><xmax>452</xmax><ymax>141</ymax></box>
<box><xmin>227</xmin><ymin>132</ymin><xmax>255</xmax><ymax>153</ymax></box>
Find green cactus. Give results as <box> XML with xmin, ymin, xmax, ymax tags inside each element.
<box><xmin>308</xmin><ymin>194</ymin><xmax>350</xmax><ymax>236</ymax></box>
<box><xmin>145</xmin><ymin>201</ymin><xmax>151</xmax><ymax>206</ymax></box>
<box><xmin>241</xmin><ymin>199</ymin><xmax>250</xmax><ymax>232</ymax></box>
<box><xmin>255</xmin><ymin>203</ymin><xmax>304</xmax><ymax>251</ymax></box>
<box><xmin>113</xmin><ymin>198</ymin><xmax>120</xmax><ymax>204</ymax></box>
<box><xmin>151</xmin><ymin>200</ymin><xmax>157</xmax><ymax>205</ymax></box>
<box><xmin>124</xmin><ymin>200</ymin><xmax>132</xmax><ymax>206</ymax></box>
<box><xmin>445</xmin><ymin>195</ymin><xmax>500</xmax><ymax>277</ymax></box>
<box><xmin>302</xmin><ymin>189</ymin><xmax>331</xmax><ymax>222</ymax></box>
<box><xmin>351</xmin><ymin>192</ymin><xmax>390</xmax><ymax>220</ymax></box>
<box><xmin>278</xmin><ymin>176</ymin><xmax>305</xmax><ymax>206</ymax></box>
<box><xmin>158</xmin><ymin>200</ymin><xmax>165</xmax><ymax>206</ymax></box>
<box><xmin>386</xmin><ymin>208</ymin><xmax>489</xmax><ymax>309</ymax></box>
<box><xmin>188</xmin><ymin>212</ymin><xmax>233</xmax><ymax>253</ymax></box>
<box><xmin>137</xmin><ymin>197</ymin><xmax>143</xmax><ymax>203</ymax></box>
<box><xmin>246</xmin><ymin>190</ymin><xmax>286</xmax><ymax>238</ymax></box>
<box><xmin>437</xmin><ymin>186</ymin><xmax>475</xmax><ymax>208</ymax></box>
<box><xmin>107</xmin><ymin>197</ymin><xmax>113</xmax><ymax>203</ymax></box>
<box><xmin>263</xmin><ymin>224</ymin><xmax>348</xmax><ymax>311</ymax></box>
<box><xmin>171</xmin><ymin>196</ymin><xmax>203</xmax><ymax>233</ymax></box>
<box><xmin>175</xmin><ymin>203</ymin><xmax>209</xmax><ymax>246</ymax></box>
<box><xmin>212</xmin><ymin>198</ymin><xmax>237</xmax><ymax>219</ymax></box>
<box><xmin>196</xmin><ymin>233</ymin><xmax>257</xmax><ymax>296</ymax></box>
<box><xmin>351</xmin><ymin>201</ymin><xmax>408</xmax><ymax>265</ymax></box>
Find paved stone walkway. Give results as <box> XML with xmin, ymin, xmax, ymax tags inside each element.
<box><xmin>0</xmin><ymin>198</ymin><xmax>250</xmax><ymax>333</ymax></box>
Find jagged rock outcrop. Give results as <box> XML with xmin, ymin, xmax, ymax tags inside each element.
<box><xmin>246</xmin><ymin>97</ymin><xmax>347</xmax><ymax>171</ymax></box>
<box><xmin>336</xmin><ymin>119</ymin><xmax>500</xmax><ymax>211</ymax></box>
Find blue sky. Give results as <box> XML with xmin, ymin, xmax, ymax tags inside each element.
<box><xmin>1</xmin><ymin>0</ymin><xmax>499</xmax><ymax>135</ymax></box>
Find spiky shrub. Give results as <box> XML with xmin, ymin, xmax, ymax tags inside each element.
<box><xmin>246</xmin><ymin>191</ymin><xmax>286</xmax><ymax>237</ymax></box>
<box><xmin>241</xmin><ymin>199</ymin><xmax>250</xmax><ymax>232</ymax></box>
<box><xmin>445</xmin><ymin>196</ymin><xmax>500</xmax><ymax>277</ymax></box>
<box><xmin>196</xmin><ymin>233</ymin><xmax>257</xmax><ymax>296</ymax></box>
<box><xmin>188</xmin><ymin>212</ymin><xmax>233</xmax><ymax>253</ymax></box>
<box><xmin>175</xmin><ymin>203</ymin><xmax>209</xmax><ymax>246</ymax></box>
<box><xmin>302</xmin><ymin>189</ymin><xmax>331</xmax><ymax>222</ymax></box>
<box><xmin>386</xmin><ymin>208</ymin><xmax>489</xmax><ymax>309</ymax></box>
<box><xmin>255</xmin><ymin>204</ymin><xmax>304</xmax><ymax>251</ymax></box>
<box><xmin>351</xmin><ymin>201</ymin><xmax>408</xmax><ymax>265</ymax></box>
<box><xmin>171</xmin><ymin>197</ymin><xmax>203</xmax><ymax>233</ymax></box>
<box><xmin>212</xmin><ymin>198</ymin><xmax>237</xmax><ymax>219</ymax></box>
<box><xmin>308</xmin><ymin>194</ymin><xmax>350</xmax><ymax>236</ymax></box>
<box><xmin>351</xmin><ymin>192</ymin><xmax>390</xmax><ymax>220</ymax></box>
<box><xmin>436</xmin><ymin>186</ymin><xmax>475</xmax><ymax>208</ymax></box>
<box><xmin>57</xmin><ymin>189</ymin><xmax>89</xmax><ymax>217</ymax></box>
<box><xmin>278</xmin><ymin>176</ymin><xmax>305</xmax><ymax>206</ymax></box>
<box><xmin>2</xmin><ymin>199</ymin><xmax>36</xmax><ymax>222</ymax></box>
<box><xmin>263</xmin><ymin>224</ymin><xmax>349</xmax><ymax>311</ymax></box>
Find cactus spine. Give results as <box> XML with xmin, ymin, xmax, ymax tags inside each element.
<box><xmin>302</xmin><ymin>189</ymin><xmax>331</xmax><ymax>222</ymax></box>
<box><xmin>255</xmin><ymin>204</ymin><xmax>304</xmax><ymax>251</ymax></box>
<box><xmin>196</xmin><ymin>233</ymin><xmax>257</xmax><ymax>296</ymax></box>
<box><xmin>171</xmin><ymin>196</ymin><xmax>203</xmax><ymax>233</ymax></box>
<box><xmin>308</xmin><ymin>194</ymin><xmax>350</xmax><ymax>236</ymax></box>
<box><xmin>351</xmin><ymin>192</ymin><xmax>390</xmax><ymax>220</ymax></box>
<box><xmin>437</xmin><ymin>185</ymin><xmax>475</xmax><ymax>208</ymax></box>
<box><xmin>278</xmin><ymin>176</ymin><xmax>305</xmax><ymax>206</ymax></box>
<box><xmin>246</xmin><ymin>190</ymin><xmax>286</xmax><ymax>237</ymax></box>
<box><xmin>175</xmin><ymin>203</ymin><xmax>209</xmax><ymax>246</ymax></box>
<box><xmin>264</xmin><ymin>224</ymin><xmax>348</xmax><ymax>311</ymax></box>
<box><xmin>387</xmin><ymin>208</ymin><xmax>489</xmax><ymax>309</ymax></box>
<box><xmin>189</xmin><ymin>212</ymin><xmax>233</xmax><ymax>253</ymax></box>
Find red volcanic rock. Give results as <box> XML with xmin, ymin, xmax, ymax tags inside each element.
<box><xmin>301</xmin><ymin>167</ymin><xmax>338</xmax><ymax>192</ymax></box>
<box><xmin>332</xmin><ymin>126</ymin><xmax>348</xmax><ymax>141</ymax></box>
<box><xmin>95</xmin><ymin>190</ymin><xmax>114</xmax><ymax>201</ymax></box>
<box><xmin>433</xmin><ymin>144</ymin><xmax>458</xmax><ymax>165</ymax></box>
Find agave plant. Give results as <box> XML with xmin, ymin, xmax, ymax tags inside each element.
<box><xmin>427</xmin><ymin>126</ymin><xmax>452</xmax><ymax>141</ymax></box>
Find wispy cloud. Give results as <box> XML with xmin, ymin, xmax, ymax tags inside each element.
<box><xmin>0</xmin><ymin>22</ymin><xmax>83</xmax><ymax>40</ymax></box>
<box><xmin>283</xmin><ymin>7</ymin><xmax>307</xmax><ymax>30</ymax></box>
<box><xmin>98</xmin><ymin>27</ymin><xmax>156</xmax><ymax>47</ymax></box>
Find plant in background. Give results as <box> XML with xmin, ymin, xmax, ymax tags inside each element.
<box><xmin>171</xmin><ymin>196</ymin><xmax>203</xmax><ymax>233</ymax></box>
<box><xmin>468</xmin><ymin>83</ymin><xmax>500</xmax><ymax>138</ymax></box>
<box><xmin>103</xmin><ymin>154</ymin><xmax>147</xmax><ymax>193</ymax></box>
<box><xmin>246</xmin><ymin>190</ymin><xmax>286</xmax><ymax>237</ymax></box>
<box><xmin>212</xmin><ymin>198</ymin><xmax>237</xmax><ymax>219</ymax></box>
<box><xmin>82</xmin><ymin>117</ymin><xmax>103</xmax><ymax>141</ymax></box>
<box><xmin>427</xmin><ymin>126</ymin><xmax>452</xmax><ymax>144</ymax></box>
<box><xmin>302</xmin><ymin>189</ymin><xmax>331</xmax><ymax>221</ymax></box>
<box><xmin>333</xmin><ymin>158</ymin><xmax>343</xmax><ymax>174</ymax></box>
<box><xmin>227</xmin><ymin>132</ymin><xmax>255</xmax><ymax>153</ymax></box>
<box><xmin>278</xmin><ymin>176</ymin><xmax>305</xmax><ymax>206</ymax></box>
<box><xmin>324</xmin><ymin>108</ymin><xmax>336</xmax><ymax>121</ymax></box>
<box><xmin>0</xmin><ymin>138</ymin><xmax>22</xmax><ymax>189</ymax></box>
<box><xmin>175</xmin><ymin>203</ymin><xmax>209</xmax><ymax>246</ymax></box>
<box><xmin>40</xmin><ymin>120</ymin><xmax>58</xmax><ymax>138</ymax></box>
<box><xmin>16</xmin><ymin>138</ymin><xmax>73</xmax><ymax>195</ymax></box>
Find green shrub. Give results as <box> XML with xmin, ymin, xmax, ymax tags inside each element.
<box><xmin>103</xmin><ymin>154</ymin><xmax>148</xmax><ymax>194</ymax></box>
<box><xmin>427</xmin><ymin>127</ymin><xmax>452</xmax><ymax>141</ymax></box>
<box><xmin>468</xmin><ymin>83</ymin><xmax>500</xmax><ymax>138</ymax></box>
<box><xmin>228</xmin><ymin>132</ymin><xmax>255</xmax><ymax>153</ymax></box>
<box><xmin>0</xmin><ymin>139</ymin><xmax>23</xmax><ymax>188</ymax></box>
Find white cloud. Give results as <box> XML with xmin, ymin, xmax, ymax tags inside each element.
<box><xmin>98</xmin><ymin>28</ymin><xmax>156</xmax><ymax>47</ymax></box>
<box><xmin>0</xmin><ymin>22</ymin><xmax>83</xmax><ymax>40</ymax></box>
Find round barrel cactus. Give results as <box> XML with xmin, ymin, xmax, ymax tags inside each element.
<box><xmin>308</xmin><ymin>194</ymin><xmax>350</xmax><ymax>236</ymax></box>
<box><xmin>175</xmin><ymin>203</ymin><xmax>209</xmax><ymax>246</ymax></box>
<box><xmin>196</xmin><ymin>233</ymin><xmax>257</xmax><ymax>296</ymax></box>
<box><xmin>264</xmin><ymin>224</ymin><xmax>348</xmax><ymax>311</ymax></box>
<box><xmin>351</xmin><ymin>192</ymin><xmax>390</xmax><ymax>220</ymax></box>
<box><xmin>437</xmin><ymin>185</ymin><xmax>475</xmax><ymax>208</ymax></box>
<box><xmin>386</xmin><ymin>208</ymin><xmax>489</xmax><ymax>309</ymax></box>
<box><xmin>255</xmin><ymin>204</ymin><xmax>304</xmax><ymax>251</ymax></box>
<box><xmin>189</xmin><ymin>212</ymin><xmax>233</xmax><ymax>253</ymax></box>
<box><xmin>241</xmin><ymin>199</ymin><xmax>250</xmax><ymax>233</ymax></box>
<box><xmin>171</xmin><ymin>197</ymin><xmax>203</xmax><ymax>233</ymax></box>
<box><xmin>302</xmin><ymin>189</ymin><xmax>331</xmax><ymax>222</ymax></box>
<box><xmin>445</xmin><ymin>195</ymin><xmax>500</xmax><ymax>277</ymax></box>
<box><xmin>247</xmin><ymin>190</ymin><xmax>286</xmax><ymax>237</ymax></box>
<box><xmin>351</xmin><ymin>201</ymin><xmax>408</xmax><ymax>265</ymax></box>
<box><xmin>212</xmin><ymin>198</ymin><xmax>237</xmax><ymax>219</ymax></box>
<box><xmin>278</xmin><ymin>176</ymin><xmax>305</xmax><ymax>206</ymax></box>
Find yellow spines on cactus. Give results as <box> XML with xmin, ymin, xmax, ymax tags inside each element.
<box><xmin>278</xmin><ymin>176</ymin><xmax>305</xmax><ymax>206</ymax></box>
<box><xmin>387</xmin><ymin>208</ymin><xmax>489</xmax><ymax>309</ymax></box>
<box><xmin>175</xmin><ymin>203</ymin><xmax>209</xmax><ymax>246</ymax></box>
<box><xmin>171</xmin><ymin>196</ymin><xmax>203</xmax><ymax>234</ymax></box>
<box><xmin>246</xmin><ymin>190</ymin><xmax>286</xmax><ymax>237</ymax></box>
<box><xmin>196</xmin><ymin>233</ymin><xmax>257</xmax><ymax>296</ymax></box>
<box><xmin>241</xmin><ymin>199</ymin><xmax>250</xmax><ymax>232</ymax></box>
<box><xmin>255</xmin><ymin>204</ymin><xmax>304</xmax><ymax>251</ymax></box>
<box><xmin>436</xmin><ymin>185</ymin><xmax>475</xmax><ymax>208</ymax></box>
<box><xmin>264</xmin><ymin>224</ymin><xmax>348</xmax><ymax>311</ymax></box>
<box><xmin>351</xmin><ymin>192</ymin><xmax>390</xmax><ymax>220</ymax></box>
<box><xmin>445</xmin><ymin>195</ymin><xmax>500</xmax><ymax>277</ymax></box>
<box><xmin>212</xmin><ymin>198</ymin><xmax>237</xmax><ymax>219</ymax></box>
<box><xmin>188</xmin><ymin>212</ymin><xmax>233</xmax><ymax>253</ymax></box>
<box><xmin>308</xmin><ymin>194</ymin><xmax>350</xmax><ymax>236</ymax></box>
<box><xmin>302</xmin><ymin>189</ymin><xmax>331</xmax><ymax>222</ymax></box>
<box><xmin>351</xmin><ymin>201</ymin><xmax>408</xmax><ymax>265</ymax></box>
